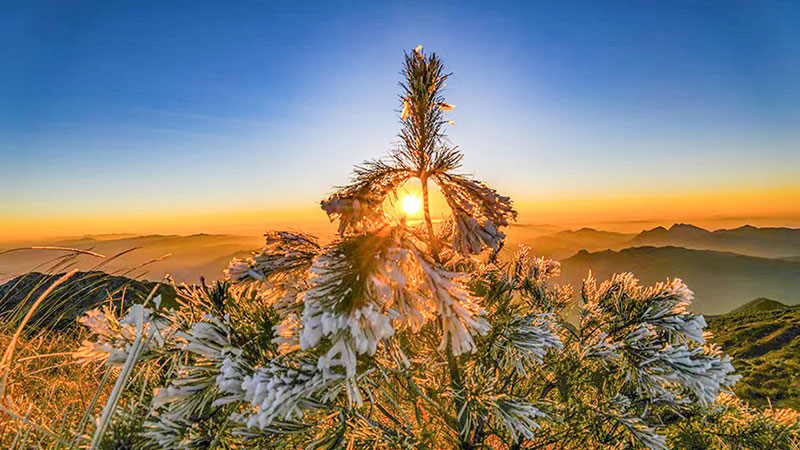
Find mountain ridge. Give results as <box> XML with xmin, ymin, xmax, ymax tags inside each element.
<box><xmin>505</xmin><ymin>222</ymin><xmax>800</xmax><ymax>260</ymax></box>
<box><xmin>730</xmin><ymin>297</ymin><xmax>791</xmax><ymax>315</ymax></box>
<box><xmin>630</xmin><ymin>223</ymin><xmax>800</xmax><ymax>259</ymax></box>
<box><xmin>559</xmin><ymin>246</ymin><xmax>800</xmax><ymax>315</ymax></box>
<box><xmin>0</xmin><ymin>271</ymin><xmax>176</xmax><ymax>329</ymax></box>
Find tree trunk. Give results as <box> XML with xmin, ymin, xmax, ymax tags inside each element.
<box><xmin>420</xmin><ymin>174</ymin><xmax>440</xmax><ymax>261</ymax></box>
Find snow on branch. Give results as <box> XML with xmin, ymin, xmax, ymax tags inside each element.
<box><xmin>435</xmin><ymin>172</ymin><xmax>516</xmax><ymax>254</ymax></box>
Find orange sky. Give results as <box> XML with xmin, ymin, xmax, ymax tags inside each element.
<box><xmin>2</xmin><ymin>183</ymin><xmax>798</xmax><ymax>243</ymax></box>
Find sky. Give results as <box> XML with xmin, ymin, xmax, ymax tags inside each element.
<box><xmin>1</xmin><ymin>1</ymin><xmax>799</xmax><ymax>240</ymax></box>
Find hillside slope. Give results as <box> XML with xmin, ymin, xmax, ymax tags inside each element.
<box><xmin>0</xmin><ymin>271</ymin><xmax>175</xmax><ymax>330</ymax></box>
<box><xmin>707</xmin><ymin>307</ymin><xmax>800</xmax><ymax>410</ymax></box>
<box><xmin>730</xmin><ymin>298</ymin><xmax>789</xmax><ymax>314</ymax></box>
<box><xmin>559</xmin><ymin>246</ymin><xmax>800</xmax><ymax>315</ymax></box>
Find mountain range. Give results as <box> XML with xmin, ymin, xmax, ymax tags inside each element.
<box><xmin>0</xmin><ymin>233</ymin><xmax>262</xmax><ymax>284</ymax></box>
<box><xmin>630</xmin><ymin>223</ymin><xmax>800</xmax><ymax>259</ymax></box>
<box><xmin>505</xmin><ymin>227</ymin><xmax>635</xmax><ymax>260</ymax></box>
<box><xmin>506</xmin><ymin>223</ymin><xmax>800</xmax><ymax>260</ymax></box>
<box><xmin>2</xmin><ymin>223</ymin><xmax>799</xmax><ymax>314</ymax></box>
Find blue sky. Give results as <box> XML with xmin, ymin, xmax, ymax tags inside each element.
<box><xmin>1</xmin><ymin>1</ymin><xmax>799</xmax><ymax>237</ymax></box>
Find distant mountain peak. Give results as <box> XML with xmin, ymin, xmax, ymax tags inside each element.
<box><xmin>730</xmin><ymin>297</ymin><xmax>789</xmax><ymax>315</ymax></box>
<box><xmin>556</xmin><ymin>227</ymin><xmax>601</xmax><ymax>236</ymax></box>
<box><xmin>634</xmin><ymin>226</ymin><xmax>668</xmax><ymax>239</ymax></box>
<box><xmin>669</xmin><ymin>223</ymin><xmax>708</xmax><ymax>232</ymax></box>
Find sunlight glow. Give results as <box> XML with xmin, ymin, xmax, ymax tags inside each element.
<box><xmin>401</xmin><ymin>194</ymin><xmax>422</xmax><ymax>216</ymax></box>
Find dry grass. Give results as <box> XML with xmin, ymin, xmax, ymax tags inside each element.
<box><xmin>0</xmin><ymin>329</ymin><xmax>111</xmax><ymax>448</ymax></box>
<box><xmin>0</xmin><ymin>249</ymin><xmax>136</xmax><ymax>449</ymax></box>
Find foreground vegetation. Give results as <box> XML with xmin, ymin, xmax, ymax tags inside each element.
<box><xmin>1</xmin><ymin>270</ymin><xmax>798</xmax><ymax>449</ymax></box>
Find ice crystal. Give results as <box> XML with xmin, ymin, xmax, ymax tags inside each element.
<box><xmin>239</xmin><ymin>361</ymin><xmax>339</xmax><ymax>429</ymax></box>
<box><xmin>74</xmin><ymin>301</ymin><xmax>168</xmax><ymax>366</ymax></box>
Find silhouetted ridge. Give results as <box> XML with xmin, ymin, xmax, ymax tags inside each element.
<box><xmin>0</xmin><ymin>271</ymin><xmax>175</xmax><ymax>330</ymax></box>
<box><xmin>630</xmin><ymin>223</ymin><xmax>800</xmax><ymax>258</ymax></box>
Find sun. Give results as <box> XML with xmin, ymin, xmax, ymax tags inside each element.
<box><xmin>401</xmin><ymin>194</ymin><xmax>422</xmax><ymax>216</ymax></box>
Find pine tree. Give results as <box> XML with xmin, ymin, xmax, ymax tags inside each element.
<box><xmin>72</xmin><ymin>47</ymin><xmax>797</xmax><ymax>450</ymax></box>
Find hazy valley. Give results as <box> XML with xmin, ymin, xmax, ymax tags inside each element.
<box><xmin>2</xmin><ymin>223</ymin><xmax>799</xmax><ymax>315</ymax></box>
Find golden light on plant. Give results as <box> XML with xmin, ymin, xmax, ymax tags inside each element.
<box><xmin>401</xmin><ymin>194</ymin><xmax>422</xmax><ymax>216</ymax></box>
